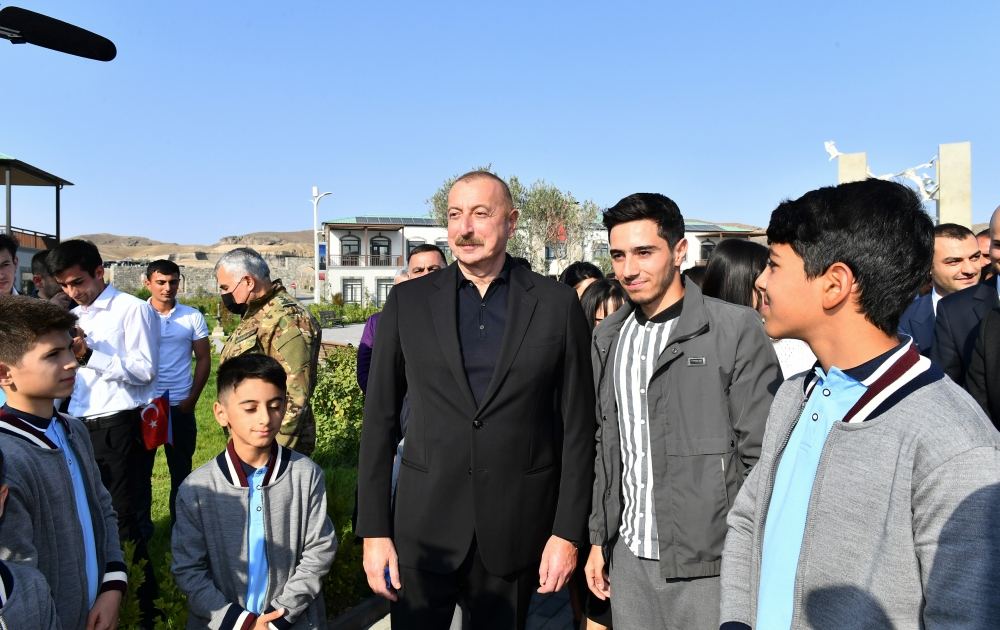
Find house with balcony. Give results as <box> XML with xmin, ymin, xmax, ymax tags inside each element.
<box><xmin>322</xmin><ymin>216</ymin><xmax>449</xmax><ymax>306</ymax></box>
<box><xmin>321</xmin><ymin>215</ymin><xmax>760</xmax><ymax>306</ymax></box>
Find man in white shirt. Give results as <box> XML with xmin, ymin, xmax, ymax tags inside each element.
<box><xmin>47</xmin><ymin>239</ymin><xmax>160</xmax><ymax>623</ymax></box>
<box><xmin>143</xmin><ymin>259</ymin><xmax>210</xmax><ymax>525</ymax></box>
<box><xmin>898</xmin><ymin>223</ymin><xmax>981</xmax><ymax>356</ymax></box>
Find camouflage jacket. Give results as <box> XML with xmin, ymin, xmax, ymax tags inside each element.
<box><xmin>220</xmin><ymin>279</ymin><xmax>321</xmax><ymax>454</ymax></box>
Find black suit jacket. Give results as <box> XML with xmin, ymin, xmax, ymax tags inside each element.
<box><xmin>356</xmin><ymin>261</ymin><xmax>596</xmax><ymax>576</ymax></box>
<box><xmin>965</xmin><ymin>308</ymin><xmax>1000</xmax><ymax>431</ymax></box>
<box><xmin>931</xmin><ymin>277</ymin><xmax>999</xmax><ymax>387</ymax></box>
<box><xmin>898</xmin><ymin>293</ymin><xmax>935</xmax><ymax>357</ymax></box>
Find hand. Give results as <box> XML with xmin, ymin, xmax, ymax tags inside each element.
<box><xmin>363</xmin><ymin>537</ymin><xmax>401</xmax><ymax>601</ymax></box>
<box><xmin>254</xmin><ymin>608</ymin><xmax>285</xmax><ymax>629</ymax></box>
<box><xmin>537</xmin><ymin>535</ymin><xmax>577</xmax><ymax>593</ymax></box>
<box><xmin>584</xmin><ymin>545</ymin><xmax>611</xmax><ymax>600</ymax></box>
<box><xmin>86</xmin><ymin>590</ymin><xmax>122</xmax><ymax>630</ymax></box>
<box><xmin>72</xmin><ymin>327</ymin><xmax>89</xmax><ymax>360</ymax></box>
<box><xmin>177</xmin><ymin>397</ymin><xmax>196</xmax><ymax>414</ymax></box>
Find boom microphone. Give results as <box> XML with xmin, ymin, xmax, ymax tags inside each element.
<box><xmin>0</xmin><ymin>6</ymin><xmax>116</xmax><ymax>62</ymax></box>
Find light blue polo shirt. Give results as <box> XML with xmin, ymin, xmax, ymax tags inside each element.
<box><xmin>756</xmin><ymin>365</ymin><xmax>866</xmax><ymax>629</ymax></box>
<box><xmin>245</xmin><ymin>465</ymin><xmax>269</xmax><ymax>614</ymax></box>
<box><xmin>45</xmin><ymin>418</ymin><xmax>99</xmax><ymax>607</ymax></box>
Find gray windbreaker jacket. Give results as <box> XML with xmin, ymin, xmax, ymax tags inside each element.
<box><xmin>172</xmin><ymin>442</ymin><xmax>337</xmax><ymax>630</ymax></box>
<box><xmin>589</xmin><ymin>281</ymin><xmax>782</xmax><ymax>579</ymax></box>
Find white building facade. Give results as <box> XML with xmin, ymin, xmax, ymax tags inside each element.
<box><xmin>321</xmin><ymin>216</ymin><xmax>758</xmax><ymax>305</ymax></box>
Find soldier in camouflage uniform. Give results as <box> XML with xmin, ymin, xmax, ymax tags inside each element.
<box><xmin>216</xmin><ymin>248</ymin><xmax>321</xmax><ymax>455</ymax></box>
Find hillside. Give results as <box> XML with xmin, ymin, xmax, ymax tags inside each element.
<box><xmin>69</xmin><ymin>230</ymin><xmax>314</xmax><ymax>265</ymax></box>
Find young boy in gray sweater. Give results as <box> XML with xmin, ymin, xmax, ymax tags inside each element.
<box><xmin>0</xmin><ymin>296</ymin><xmax>126</xmax><ymax>629</ymax></box>
<box><xmin>0</xmin><ymin>446</ymin><xmax>60</xmax><ymax>628</ymax></box>
<box><xmin>719</xmin><ymin>179</ymin><xmax>1000</xmax><ymax>629</ymax></box>
<box><xmin>172</xmin><ymin>354</ymin><xmax>337</xmax><ymax>629</ymax></box>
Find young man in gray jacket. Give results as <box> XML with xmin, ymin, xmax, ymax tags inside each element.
<box><xmin>720</xmin><ymin>179</ymin><xmax>1000</xmax><ymax>629</ymax></box>
<box><xmin>172</xmin><ymin>354</ymin><xmax>337</xmax><ymax>629</ymax></box>
<box><xmin>0</xmin><ymin>296</ymin><xmax>126</xmax><ymax>630</ymax></box>
<box><xmin>584</xmin><ymin>193</ymin><xmax>782</xmax><ymax>628</ymax></box>
<box><xmin>0</xmin><ymin>446</ymin><xmax>60</xmax><ymax>629</ymax></box>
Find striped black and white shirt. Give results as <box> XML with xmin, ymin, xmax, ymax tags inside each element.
<box><xmin>613</xmin><ymin>301</ymin><xmax>682</xmax><ymax>560</ymax></box>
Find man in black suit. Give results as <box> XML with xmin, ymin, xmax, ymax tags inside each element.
<box><xmin>966</xmin><ymin>307</ymin><xmax>1000</xmax><ymax>430</ymax></box>
<box><xmin>898</xmin><ymin>223</ymin><xmax>981</xmax><ymax>356</ymax></box>
<box><xmin>357</xmin><ymin>171</ymin><xmax>595</xmax><ymax>629</ymax></box>
<box><xmin>932</xmin><ymin>208</ymin><xmax>1000</xmax><ymax>387</ymax></box>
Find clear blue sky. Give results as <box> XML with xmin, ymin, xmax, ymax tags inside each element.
<box><xmin>5</xmin><ymin>1</ymin><xmax>999</xmax><ymax>243</ymax></box>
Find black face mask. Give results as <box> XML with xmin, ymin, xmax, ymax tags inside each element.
<box><xmin>221</xmin><ymin>290</ymin><xmax>248</xmax><ymax>316</ymax></box>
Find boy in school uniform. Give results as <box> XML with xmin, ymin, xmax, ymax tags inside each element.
<box><xmin>172</xmin><ymin>354</ymin><xmax>337</xmax><ymax>629</ymax></box>
<box><xmin>719</xmin><ymin>179</ymin><xmax>1000</xmax><ymax>629</ymax></box>
<box><xmin>0</xmin><ymin>446</ymin><xmax>61</xmax><ymax>628</ymax></box>
<box><xmin>0</xmin><ymin>295</ymin><xmax>127</xmax><ymax>629</ymax></box>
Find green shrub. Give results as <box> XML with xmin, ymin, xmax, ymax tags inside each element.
<box><xmin>308</xmin><ymin>303</ymin><xmax>380</xmax><ymax>326</ymax></box>
<box><xmin>312</xmin><ymin>347</ymin><xmax>365</xmax><ymax>466</ymax></box>
<box><xmin>132</xmin><ymin>287</ymin><xmax>152</xmax><ymax>300</ymax></box>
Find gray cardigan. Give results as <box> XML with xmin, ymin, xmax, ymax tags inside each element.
<box><xmin>0</xmin><ymin>412</ymin><xmax>127</xmax><ymax>630</ymax></box>
<box><xmin>0</xmin><ymin>560</ymin><xmax>61</xmax><ymax>629</ymax></box>
<box><xmin>720</xmin><ymin>349</ymin><xmax>1000</xmax><ymax>629</ymax></box>
<box><xmin>589</xmin><ymin>282</ymin><xmax>783</xmax><ymax>579</ymax></box>
<box><xmin>172</xmin><ymin>442</ymin><xmax>337</xmax><ymax>630</ymax></box>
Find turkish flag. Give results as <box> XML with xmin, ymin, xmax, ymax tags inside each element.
<box><xmin>141</xmin><ymin>392</ymin><xmax>170</xmax><ymax>451</ymax></box>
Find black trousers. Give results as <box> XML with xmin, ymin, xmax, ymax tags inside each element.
<box><xmin>163</xmin><ymin>405</ymin><xmax>197</xmax><ymax>524</ymax></box>
<box><xmin>85</xmin><ymin>408</ymin><xmax>159</xmax><ymax>624</ymax></box>
<box><xmin>390</xmin><ymin>538</ymin><xmax>535</xmax><ymax>630</ymax></box>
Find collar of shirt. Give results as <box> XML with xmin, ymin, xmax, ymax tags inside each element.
<box><xmin>146</xmin><ymin>298</ymin><xmax>177</xmax><ymax>317</ymax></box>
<box><xmin>457</xmin><ymin>255</ymin><xmax>512</xmax><ymax>291</ymax></box>
<box><xmin>0</xmin><ymin>404</ymin><xmax>56</xmax><ymax>431</ymax></box>
<box><xmin>805</xmin><ymin>339</ymin><xmax>906</xmax><ymax>403</ymax></box>
<box><xmin>244</xmin><ymin>279</ymin><xmax>283</xmax><ymax>319</ymax></box>
<box><xmin>930</xmin><ymin>287</ymin><xmax>942</xmax><ymax>315</ymax></box>
<box><xmin>634</xmin><ymin>298</ymin><xmax>683</xmax><ymax>325</ymax></box>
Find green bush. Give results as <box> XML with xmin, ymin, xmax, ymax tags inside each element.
<box><xmin>312</xmin><ymin>346</ymin><xmax>365</xmax><ymax>467</ymax></box>
<box><xmin>308</xmin><ymin>303</ymin><xmax>381</xmax><ymax>326</ymax></box>
<box><xmin>132</xmin><ymin>287</ymin><xmax>152</xmax><ymax>300</ymax></box>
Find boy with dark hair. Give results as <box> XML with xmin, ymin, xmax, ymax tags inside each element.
<box><xmin>172</xmin><ymin>354</ymin><xmax>336</xmax><ymax>629</ymax></box>
<box><xmin>0</xmin><ymin>445</ymin><xmax>61</xmax><ymax>628</ymax></box>
<box><xmin>720</xmin><ymin>179</ymin><xmax>1000</xmax><ymax>629</ymax></box>
<box><xmin>0</xmin><ymin>295</ymin><xmax>126</xmax><ymax>629</ymax></box>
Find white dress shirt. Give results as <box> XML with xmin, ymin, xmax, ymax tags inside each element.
<box><xmin>70</xmin><ymin>284</ymin><xmax>160</xmax><ymax>417</ymax></box>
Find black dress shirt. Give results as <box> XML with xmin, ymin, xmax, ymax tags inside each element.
<box><xmin>457</xmin><ymin>257</ymin><xmax>512</xmax><ymax>407</ymax></box>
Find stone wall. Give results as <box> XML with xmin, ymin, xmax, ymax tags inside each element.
<box><xmin>105</xmin><ymin>255</ymin><xmax>317</xmax><ymax>296</ymax></box>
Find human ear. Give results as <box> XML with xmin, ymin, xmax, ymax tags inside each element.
<box><xmin>213</xmin><ymin>401</ymin><xmax>229</xmax><ymax>429</ymax></box>
<box><xmin>0</xmin><ymin>362</ymin><xmax>14</xmax><ymax>389</ymax></box>
<box><xmin>820</xmin><ymin>262</ymin><xmax>856</xmax><ymax>311</ymax></box>
<box><xmin>672</xmin><ymin>238</ymin><xmax>689</xmax><ymax>267</ymax></box>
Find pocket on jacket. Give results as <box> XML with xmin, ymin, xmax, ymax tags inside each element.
<box><xmin>524</xmin><ymin>462</ymin><xmax>556</xmax><ymax>476</ymax></box>
<box><xmin>400</xmin><ymin>457</ymin><xmax>429</xmax><ymax>473</ymax></box>
<box><xmin>666</xmin><ymin>436</ymin><xmax>734</xmax><ymax>456</ymax></box>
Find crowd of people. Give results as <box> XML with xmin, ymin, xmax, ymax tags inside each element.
<box><xmin>0</xmin><ymin>171</ymin><xmax>999</xmax><ymax>629</ymax></box>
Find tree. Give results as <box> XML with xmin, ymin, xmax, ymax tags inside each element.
<box><xmin>427</xmin><ymin>168</ymin><xmax>601</xmax><ymax>274</ymax></box>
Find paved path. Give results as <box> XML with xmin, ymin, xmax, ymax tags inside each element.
<box><xmin>365</xmin><ymin>590</ymin><xmax>574</xmax><ymax>630</ymax></box>
<box><xmin>322</xmin><ymin>323</ymin><xmax>365</xmax><ymax>347</ymax></box>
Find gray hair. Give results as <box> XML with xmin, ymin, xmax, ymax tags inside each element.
<box><xmin>215</xmin><ymin>247</ymin><xmax>271</xmax><ymax>282</ymax></box>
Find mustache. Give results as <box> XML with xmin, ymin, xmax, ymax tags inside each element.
<box><xmin>454</xmin><ymin>236</ymin><xmax>484</xmax><ymax>246</ymax></box>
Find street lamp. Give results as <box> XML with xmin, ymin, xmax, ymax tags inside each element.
<box><xmin>311</xmin><ymin>185</ymin><xmax>332</xmax><ymax>304</ymax></box>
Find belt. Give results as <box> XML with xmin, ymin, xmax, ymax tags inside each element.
<box><xmin>82</xmin><ymin>408</ymin><xmax>140</xmax><ymax>431</ymax></box>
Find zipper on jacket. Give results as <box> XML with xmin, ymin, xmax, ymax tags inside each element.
<box><xmin>753</xmin><ymin>392</ymin><xmax>808</xmax><ymax>614</ymax></box>
<box><xmin>721</xmin><ymin>456</ymin><xmax>730</xmax><ymax>504</ymax></box>
<box><xmin>788</xmin><ymin>422</ymin><xmax>839</xmax><ymax>628</ymax></box>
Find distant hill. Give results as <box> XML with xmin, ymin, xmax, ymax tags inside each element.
<box><xmin>69</xmin><ymin>230</ymin><xmax>313</xmax><ymax>265</ymax></box>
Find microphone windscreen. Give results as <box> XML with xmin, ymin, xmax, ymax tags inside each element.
<box><xmin>0</xmin><ymin>6</ymin><xmax>116</xmax><ymax>62</ymax></box>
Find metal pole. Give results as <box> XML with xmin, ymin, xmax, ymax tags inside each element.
<box><xmin>55</xmin><ymin>184</ymin><xmax>61</xmax><ymax>242</ymax></box>
<box><xmin>4</xmin><ymin>167</ymin><xmax>10</xmax><ymax>235</ymax></box>
<box><xmin>311</xmin><ymin>186</ymin><xmax>332</xmax><ymax>304</ymax></box>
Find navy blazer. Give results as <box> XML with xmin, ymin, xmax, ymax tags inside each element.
<box><xmin>931</xmin><ymin>276</ymin><xmax>999</xmax><ymax>387</ymax></box>
<box><xmin>898</xmin><ymin>293</ymin><xmax>935</xmax><ymax>357</ymax></box>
